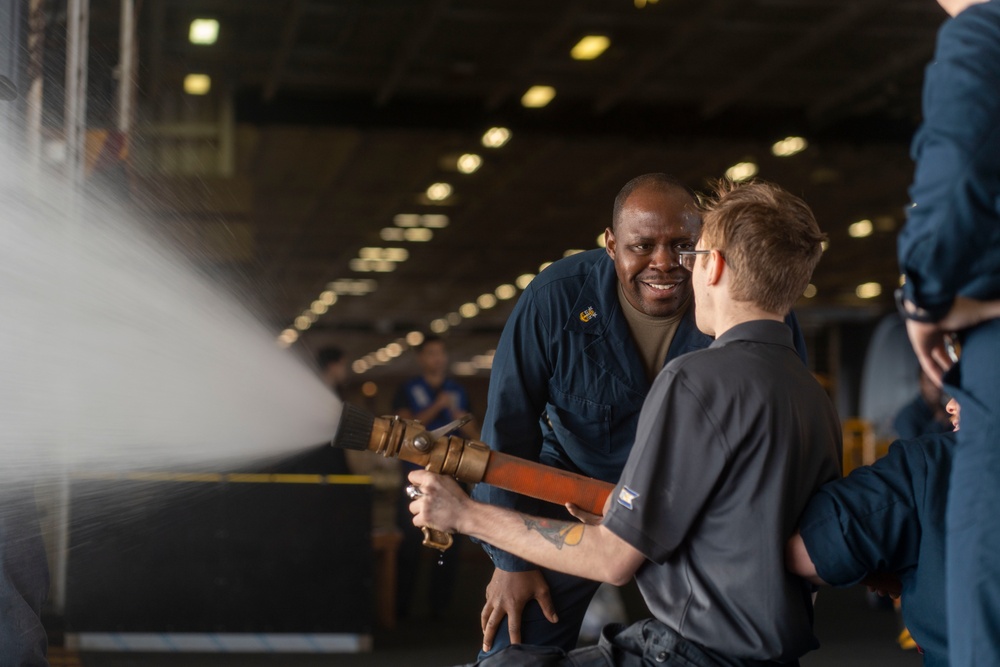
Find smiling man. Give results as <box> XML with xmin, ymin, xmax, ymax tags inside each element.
<box><xmin>417</xmin><ymin>179</ymin><xmax>839</xmax><ymax>667</ymax></box>
<box><xmin>471</xmin><ymin>173</ymin><xmax>808</xmax><ymax>657</ymax></box>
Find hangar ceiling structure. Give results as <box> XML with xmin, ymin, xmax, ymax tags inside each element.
<box><xmin>70</xmin><ymin>0</ymin><xmax>944</xmax><ymax>379</ymax></box>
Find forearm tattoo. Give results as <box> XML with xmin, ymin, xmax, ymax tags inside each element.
<box><xmin>522</xmin><ymin>516</ymin><xmax>585</xmax><ymax>549</ymax></box>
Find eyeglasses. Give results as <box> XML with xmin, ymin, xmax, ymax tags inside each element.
<box><xmin>678</xmin><ymin>249</ymin><xmax>711</xmax><ymax>272</ymax></box>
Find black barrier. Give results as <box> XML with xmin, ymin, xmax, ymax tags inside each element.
<box><xmin>66</xmin><ymin>473</ymin><xmax>373</xmax><ymax>636</ymax></box>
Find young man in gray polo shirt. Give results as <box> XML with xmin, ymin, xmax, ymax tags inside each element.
<box><xmin>408</xmin><ymin>180</ymin><xmax>841</xmax><ymax>667</ymax></box>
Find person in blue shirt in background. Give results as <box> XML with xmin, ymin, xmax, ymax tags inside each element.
<box><xmin>893</xmin><ymin>368</ymin><xmax>953</xmax><ymax>440</ymax></box>
<box><xmin>896</xmin><ymin>0</ymin><xmax>1000</xmax><ymax>662</ymax></box>
<box><xmin>392</xmin><ymin>334</ymin><xmax>479</xmax><ymax>620</ymax></box>
<box><xmin>472</xmin><ymin>173</ymin><xmax>809</xmax><ymax>657</ymax></box>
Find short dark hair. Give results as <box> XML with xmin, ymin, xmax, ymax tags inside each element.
<box><xmin>700</xmin><ymin>179</ymin><xmax>826</xmax><ymax>315</ymax></box>
<box><xmin>612</xmin><ymin>173</ymin><xmax>697</xmax><ymax>231</ymax></box>
<box><xmin>317</xmin><ymin>346</ymin><xmax>345</xmax><ymax>369</ymax></box>
<box><xmin>415</xmin><ymin>333</ymin><xmax>444</xmax><ymax>353</ymax></box>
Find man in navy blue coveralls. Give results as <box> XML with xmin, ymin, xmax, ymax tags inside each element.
<box><xmin>896</xmin><ymin>0</ymin><xmax>1000</xmax><ymax>663</ymax></box>
<box><xmin>472</xmin><ymin>173</ymin><xmax>807</xmax><ymax>656</ymax></box>
<box><xmin>786</xmin><ymin>397</ymin><xmax>965</xmax><ymax>665</ymax></box>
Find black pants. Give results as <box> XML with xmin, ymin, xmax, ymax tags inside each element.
<box><xmin>464</xmin><ymin>619</ymin><xmax>800</xmax><ymax>667</ymax></box>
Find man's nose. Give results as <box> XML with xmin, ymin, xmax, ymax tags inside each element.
<box><xmin>650</xmin><ymin>246</ymin><xmax>678</xmax><ymax>269</ymax></box>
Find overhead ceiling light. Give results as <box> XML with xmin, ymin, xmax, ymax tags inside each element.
<box><xmin>404</xmin><ymin>228</ymin><xmax>433</xmax><ymax>242</ymax></box>
<box><xmin>821</xmin><ymin>240</ymin><xmax>830</xmax><ymax>252</ymax></box>
<box><xmin>848</xmin><ymin>219</ymin><xmax>874</xmax><ymax>238</ymax></box>
<box><xmin>452</xmin><ymin>361</ymin><xmax>477</xmax><ymax>377</ymax></box>
<box><xmin>771</xmin><ymin>136</ymin><xmax>808</xmax><ymax>157</ymax></box>
<box><xmin>421</xmin><ymin>214</ymin><xmax>449</xmax><ymax>228</ymax></box>
<box><xmin>521</xmin><ymin>85</ymin><xmax>556</xmax><ymax>108</ymax></box>
<box><xmin>459</xmin><ymin>302</ymin><xmax>480</xmax><ymax>318</ymax></box>
<box><xmin>495</xmin><ymin>284</ymin><xmax>517</xmax><ymax>300</ymax></box>
<box><xmin>277</xmin><ymin>328</ymin><xmax>298</xmax><ymax>345</ymax></box>
<box><xmin>516</xmin><ymin>273</ymin><xmax>535</xmax><ymax>289</ymax></box>
<box><xmin>358</xmin><ymin>247</ymin><xmax>409</xmax><ymax>262</ymax></box>
<box><xmin>481</xmin><ymin>127</ymin><xmax>512</xmax><ymax>148</ymax></box>
<box><xmin>477</xmin><ymin>293</ymin><xmax>498</xmax><ymax>309</ymax></box>
<box><xmin>189</xmin><ymin>18</ymin><xmax>219</xmax><ymax>45</ymax></box>
<box><xmin>350</xmin><ymin>258</ymin><xmax>397</xmax><ymax>273</ymax></box>
<box><xmin>446</xmin><ymin>312</ymin><xmax>462</xmax><ymax>326</ymax></box>
<box><xmin>406</xmin><ymin>331</ymin><xmax>425</xmax><ymax>346</ymax></box>
<box><xmin>634</xmin><ymin>0</ymin><xmax>659</xmax><ymax>7</ymax></box>
<box><xmin>430</xmin><ymin>318</ymin><xmax>449</xmax><ymax>333</ymax></box>
<box><xmin>183</xmin><ymin>73</ymin><xmax>211</xmax><ymax>95</ymax></box>
<box><xmin>375</xmin><ymin>349</ymin><xmax>391</xmax><ymax>363</ymax></box>
<box><xmin>457</xmin><ymin>153</ymin><xmax>482</xmax><ymax>174</ymax></box>
<box><xmin>472</xmin><ymin>354</ymin><xmax>494</xmax><ymax>370</ymax></box>
<box><xmin>571</xmin><ymin>35</ymin><xmax>610</xmax><ymax>61</ymax></box>
<box><xmin>426</xmin><ymin>182</ymin><xmax>453</xmax><ymax>201</ymax></box>
<box><xmin>310</xmin><ymin>300</ymin><xmax>328</xmax><ymax>315</ymax></box>
<box><xmin>725</xmin><ymin>161</ymin><xmax>758</xmax><ymax>182</ymax></box>
<box><xmin>803</xmin><ymin>284</ymin><xmax>817</xmax><ymax>298</ymax></box>
<box><xmin>539</xmin><ymin>261</ymin><xmax>553</xmax><ymax>272</ymax></box>
<box><xmin>294</xmin><ymin>315</ymin><xmax>312</xmax><ymax>331</ymax></box>
<box><xmin>319</xmin><ymin>291</ymin><xmax>337</xmax><ymax>306</ymax></box>
<box><xmin>563</xmin><ymin>249</ymin><xmax>584</xmax><ymax>257</ymax></box>
<box><xmin>386</xmin><ymin>343</ymin><xmax>403</xmax><ymax>358</ymax></box>
<box><xmin>596</xmin><ymin>233</ymin><xmax>607</xmax><ymax>248</ymax></box>
<box><xmin>327</xmin><ymin>278</ymin><xmax>377</xmax><ymax>295</ymax></box>
<box><xmin>856</xmin><ymin>282</ymin><xmax>882</xmax><ymax>299</ymax></box>
<box><xmin>361</xmin><ymin>381</ymin><xmax>378</xmax><ymax>397</ymax></box>
<box><xmin>394</xmin><ymin>213</ymin><xmax>421</xmax><ymax>227</ymax></box>
<box><xmin>351</xmin><ymin>360</ymin><xmax>369</xmax><ymax>374</ymax></box>
<box><xmin>381</xmin><ymin>227</ymin><xmax>405</xmax><ymax>241</ymax></box>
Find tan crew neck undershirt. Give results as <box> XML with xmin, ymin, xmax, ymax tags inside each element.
<box><xmin>617</xmin><ymin>282</ymin><xmax>689</xmax><ymax>383</ymax></box>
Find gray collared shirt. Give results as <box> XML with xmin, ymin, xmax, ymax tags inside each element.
<box><xmin>604</xmin><ymin>319</ymin><xmax>842</xmax><ymax>662</ymax></box>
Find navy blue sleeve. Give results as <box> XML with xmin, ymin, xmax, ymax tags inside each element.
<box><xmin>898</xmin><ymin>2</ymin><xmax>1000</xmax><ymax>314</ymax></box>
<box><xmin>798</xmin><ymin>440</ymin><xmax>925</xmax><ymax>587</ymax></box>
<box><xmin>471</xmin><ymin>283</ymin><xmax>555</xmax><ymax>571</ymax></box>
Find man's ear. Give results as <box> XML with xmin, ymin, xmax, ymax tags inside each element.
<box><xmin>604</xmin><ymin>228</ymin><xmax>616</xmax><ymax>260</ymax></box>
<box><xmin>706</xmin><ymin>249</ymin><xmax>725</xmax><ymax>286</ymax></box>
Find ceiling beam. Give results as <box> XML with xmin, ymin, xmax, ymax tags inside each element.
<box><xmin>807</xmin><ymin>42</ymin><xmax>933</xmax><ymax>126</ymax></box>
<box><xmin>375</xmin><ymin>0</ymin><xmax>449</xmax><ymax>108</ymax></box>
<box><xmin>262</xmin><ymin>0</ymin><xmax>305</xmax><ymax>102</ymax></box>
<box><xmin>702</xmin><ymin>2</ymin><xmax>887</xmax><ymax>119</ymax></box>
<box><xmin>592</xmin><ymin>0</ymin><xmax>729</xmax><ymax>116</ymax></box>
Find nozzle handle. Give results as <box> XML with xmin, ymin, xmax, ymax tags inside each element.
<box><xmin>421</xmin><ymin>526</ymin><xmax>453</xmax><ymax>551</ymax></box>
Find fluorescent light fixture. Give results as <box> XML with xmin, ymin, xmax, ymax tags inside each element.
<box><xmin>394</xmin><ymin>214</ymin><xmax>421</xmax><ymax>227</ymax></box>
<box><xmin>571</xmin><ymin>35</ymin><xmax>610</xmax><ymax>61</ymax></box>
<box><xmin>404</xmin><ymin>228</ymin><xmax>433</xmax><ymax>242</ymax></box>
<box><xmin>457</xmin><ymin>153</ymin><xmax>482</xmax><ymax>174</ymax></box>
<box><xmin>421</xmin><ymin>214</ymin><xmax>450</xmax><ymax>228</ymax></box>
<box><xmin>521</xmin><ymin>85</ymin><xmax>556</xmax><ymax>108</ymax></box>
<box><xmin>189</xmin><ymin>19</ymin><xmax>219</xmax><ymax>45</ymax></box>
<box><xmin>327</xmin><ymin>279</ymin><xmax>377</xmax><ymax>295</ymax></box>
<box><xmin>426</xmin><ymin>182</ymin><xmax>453</xmax><ymax>201</ymax></box>
<box><xmin>725</xmin><ymin>161</ymin><xmax>758</xmax><ymax>182</ymax></box>
<box><xmin>183</xmin><ymin>73</ymin><xmax>211</xmax><ymax>95</ymax></box>
<box><xmin>803</xmin><ymin>284</ymin><xmax>817</xmax><ymax>298</ymax></box>
<box><xmin>481</xmin><ymin>127</ymin><xmax>512</xmax><ymax>148</ymax></box>
<box><xmin>771</xmin><ymin>136</ymin><xmax>808</xmax><ymax>157</ymax></box>
<box><xmin>856</xmin><ymin>282</ymin><xmax>882</xmax><ymax>299</ymax></box>
<box><xmin>358</xmin><ymin>247</ymin><xmax>408</xmax><ymax>262</ymax></box>
<box><xmin>848</xmin><ymin>219</ymin><xmax>873</xmax><ymax>238</ymax></box>
<box><xmin>380</xmin><ymin>227</ymin><xmax>405</xmax><ymax>241</ymax></box>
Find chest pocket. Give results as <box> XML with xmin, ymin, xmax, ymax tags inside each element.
<box><xmin>547</xmin><ymin>387</ymin><xmax>612</xmax><ymax>454</ymax></box>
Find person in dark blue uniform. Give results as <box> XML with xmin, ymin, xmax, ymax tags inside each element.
<box><xmin>392</xmin><ymin>334</ymin><xmax>479</xmax><ymax>620</ymax></box>
<box><xmin>895</xmin><ymin>0</ymin><xmax>1000</xmax><ymax>662</ymax></box>
<box><xmin>787</xmin><ymin>398</ymin><xmax>963</xmax><ymax>665</ymax></box>
<box><xmin>472</xmin><ymin>173</ymin><xmax>808</xmax><ymax>656</ymax></box>
<box><xmin>893</xmin><ymin>368</ymin><xmax>952</xmax><ymax>439</ymax></box>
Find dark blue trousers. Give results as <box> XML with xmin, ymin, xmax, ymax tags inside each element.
<box><xmin>944</xmin><ymin>318</ymin><xmax>1000</xmax><ymax>665</ymax></box>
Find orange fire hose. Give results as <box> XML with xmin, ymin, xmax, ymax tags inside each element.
<box><xmin>480</xmin><ymin>451</ymin><xmax>613</xmax><ymax>517</ymax></box>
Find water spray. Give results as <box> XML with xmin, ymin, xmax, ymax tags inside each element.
<box><xmin>332</xmin><ymin>404</ymin><xmax>615</xmax><ymax>551</ymax></box>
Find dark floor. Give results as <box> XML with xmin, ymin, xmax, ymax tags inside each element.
<box><xmin>73</xmin><ymin>543</ymin><xmax>923</xmax><ymax>667</ymax></box>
